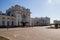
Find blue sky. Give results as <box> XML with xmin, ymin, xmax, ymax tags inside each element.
<box><xmin>0</xmin><ymin>0</ymin><xmax>60</xmax><ymax>23</ymax></box>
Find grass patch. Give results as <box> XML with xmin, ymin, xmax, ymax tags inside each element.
<box><xmin>0</xmin><ymin>36</ymin><xmax>9</xmax><ymax>40</ymax></box>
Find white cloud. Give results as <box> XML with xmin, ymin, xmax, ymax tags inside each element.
<box><xmin>48</xmin><ymin>0</ymin><xmax>52</xmax><ymax>4</ymax></box>
<box><xmin>48</xmin><ymin>0</ymin><xmax>60</xmax><ymax>5</ymax></box>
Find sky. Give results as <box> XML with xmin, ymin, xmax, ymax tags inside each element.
<box><xmin>0</xmin><ymin>0</ymin><xmax>60</xmax><ymax>23</ymax></box>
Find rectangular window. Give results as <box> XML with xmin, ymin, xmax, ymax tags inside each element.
<box><xmin>2</xmin><ymin>21</ymin><xmax>5</xmax><ymax>26</ymax></box>
<box><xmin>12</xmin><ymin>21</ymin><xmax>14</xmax><ymax>26</ymax></box>
<box><xmin>2</xmin><ymin>17</ymin><xmax>5</xmax><ymax>19</ymax></box>
<box><xmin>7</xmin><ymin>21</ymin><xmax>9</xmax><ymax>26</ymax></box>
<box><xmin>7</xmin><ymin>18</ymin><xmax>9</xmax><ymax>19</ymax></box>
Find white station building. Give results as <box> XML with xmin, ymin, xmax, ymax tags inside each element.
<box><xmin>0</xmin><ymin>5</ymin><xmax>31</xmax><ymax>27</ymax></box>
<box><xmin>30</xmin><ymin>17</ymin><xmax>50</xmax><ymax>26</ymax></box>
<box><xmin>54</xmin><ymin>20</ymin><xmax>60</xmax><ymax>24</ymax></box>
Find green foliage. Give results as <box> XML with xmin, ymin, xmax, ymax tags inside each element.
<box><xmin>55</xmin><ymin>24</ymin><xmax>58</xmax><ymax>29</ymax></box>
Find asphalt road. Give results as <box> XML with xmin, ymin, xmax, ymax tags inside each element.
<box><xmin>0</xmin><ymin>26</ymin><xmax>60</xmax><ymax>40</ymax></box>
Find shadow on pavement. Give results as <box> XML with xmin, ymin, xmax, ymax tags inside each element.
<box><xmin>0</xmin><ymin>36</ymin><xmax>9</xmax><ymax>40</ymax></box>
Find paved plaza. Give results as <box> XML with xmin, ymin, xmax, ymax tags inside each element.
<box><xmin>0</xmin><ymin>26</ymin><xmax>60</xmax><ymax>40</ymax></box>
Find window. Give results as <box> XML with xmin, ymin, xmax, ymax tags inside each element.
<box><xmin>7</xmin><ymin>21</ymin><xmax>9</xmax><ymax>26</ymax></box>
<box><xmin>11</xmin><ymin>14</ymin><xmax>14</xmax><ymax>16</ymax></box>
<box><xmin>22</xmin><ymin>14</ymin><xmax>26</xmax><ymax>22</ymax></box>
<box><xmin>12</xmin><ymin>21</ymin><xmax>14</xmax><ymax>26</ymax></box>
<box><xmin>2</xmin><ymin>17</ymin><xmax>5</xmax><ymax>19</ymax></box>
<box><xmin>7</xmin><ymin>12</ymin><xmax>11</xmax><ymax>16</ymax></box>
<box><xmin>22</xmin><ymin>14</ymin><xmax>26</xmax><ymax>18</ymax></box>
<box><xmin>18</xmin><ymin>22</ymin><xmax>19</xmax><ymax>26</ymax></box>
<box><xmin>11</xmin><ymin>14</ymin><xmax>13</xmax><ymax>16</ymax></box>
<box><xmin>2</xmin><ymin>21</ymin><xmax>5</xmax><ymax>26</ymax></box>
<box><xmin>7</xmin><ymin>18</ymin><xmax>9</xmax><ymax>19</ymax></box>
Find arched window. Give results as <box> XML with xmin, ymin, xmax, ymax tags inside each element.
<box><xmin>22</xmin><ymin>14</ymin><xmax>26</xmax><ymax>18</ymax></box>
<box><xmin>22</xmin><ymin>14</ymin><xmax>26</xmax><ymax>22</ymax></box>
<box><xmin>11</xmin><ymin>14</ymin><xmax>14</xmax><ymax>16</ymax></box>
<box><xmin>11</xmin><ymin>13</ymin><xmax>14</xmax><ymax>16</ymax></box>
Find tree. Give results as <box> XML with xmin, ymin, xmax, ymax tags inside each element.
<box><xmin>55</xmin><ymin>24</ymin><xmax>58</xmax><ymax>29</ymax></box>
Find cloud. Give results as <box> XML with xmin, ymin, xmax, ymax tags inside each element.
<box><xmin>48</xmin><ymin>0</ymin><xmax>52</xmax><ymax>4</ymax></box>
<box><xmin>48</xmin><ymin>0</ymin><xmax>60</xmax><ymax>5</ymax></box>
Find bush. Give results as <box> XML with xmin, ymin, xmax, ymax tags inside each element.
<box><xmin>55</xmin><ymin>24</ymin><xmax>58</xmax><ymax>29</ymax></box>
